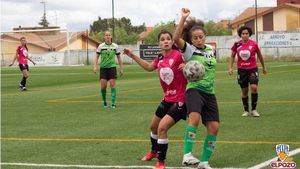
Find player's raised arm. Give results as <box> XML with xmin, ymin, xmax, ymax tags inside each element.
<box><xmin>173</xmin><ymin>8</ymin><xmax>190</xmax><ymax>50</ymax></box>
<box><xmin>123</xmin><ymin>48</ymin><xmax>155</xmax><ymax>72</ymax></box>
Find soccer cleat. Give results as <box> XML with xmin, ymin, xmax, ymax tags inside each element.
<box><xmin>141</xmin><ymin>151</ymin><xmax>158</xmax><ymax>161</ymax></box>
<box><xmin>111</xmin><ymin>104</ymin><xmax>116</xmax><ymax>109</ymax></box>
<box><xmin>251</xmin><ymin>110</ymin><xmax>260</xmax><ymax>117</ymax></box>
<box><xmin>154</xmin><ymin>161</ymin><xmax>166</xmax><ymax>169</ymax></box>
<box><xmin>182</xmin><ymin>152</ymin><xmax>200</xmax><ymax>165</ymax></box>
<box><xmin>19</xmin><ymin>83</ymin><xmax>23</xmax><ymax>89</ymax></box>
<box><xmin>197</xmin><ymin>162</ymin><xmax>212</xmax><ymax>169</ymax></box>
<box><xmin>21</xmin><ymin>86</ymin><xmax>27</xmax><ymax>91</ymax></box>
<box><xmin>241</xmin><ymin>111</ymin><xmax>250</xmax><ymax>117</ymax></box>
<box><xmin>103</xmin><ymin>102</ymin><xmax>108</xmax><ymax>108</ymax></box>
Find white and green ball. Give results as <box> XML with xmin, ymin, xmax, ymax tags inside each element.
<box><xmin>183</xmin><ymin>60</ymin><xmax>205</xmax><ymax>82</ymax></box>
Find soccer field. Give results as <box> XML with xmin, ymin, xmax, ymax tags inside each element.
<box><xmin>1</xmin><ymin>62</ymin><xmax>300</xmax><ymax>169</ymax></box>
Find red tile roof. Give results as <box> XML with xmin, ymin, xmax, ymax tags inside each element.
<box><xmin>229</xmin><ymin>3</ymin><xmax>300</xmax><ymax>27</ymax></box>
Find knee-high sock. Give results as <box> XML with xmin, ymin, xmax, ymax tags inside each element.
<box><xmin>150</xmin><ymin>132</ymin><xmax>158</xmax><ymax>153</ymax></box>
<box><xmin>157</xmin><ymin>139</ymin><xmax>168</xmax><ymax>162</ymax></box>
<box><xmin>201</xmin><ymin>134</ymin><xmax>216</xmax><ymax>162</ymax></box>
<box><xmin>183</xmin><ymin>125</ymin><xmax>197</xmax><ymax>154</ymax></box>
<box><xmin>20</xmin><ymin>76</ymin><xmax>27</xmax><ymax>87</ymax></box>
<box><xmin>111</xmin><ymin>88</ymin><xmax>116</xmax><ymax>105</ymax></box>
<box><xmin>242</xmin><ymin>96</ymin><xmax>249</xmax><ymax>112</ymax></box>
<box><xmin>251</xmin><ymin>93</ymin><xmax>258</xmax><ymax>110</ymax></box>
<box><xmin>101</xmin><ymin>89</ymin><xmax>106</xmax><ymax>102</ymax></box>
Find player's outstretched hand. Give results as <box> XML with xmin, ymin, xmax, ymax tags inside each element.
<box><xmin>262</xmin><ymin>67</ymin><xmax>267</xmax><ymax>75</ymax></box>
<box><xmin>123</xmin><ymin>48</ymin><xmax>133</xmax><ymax>57</ymax></box>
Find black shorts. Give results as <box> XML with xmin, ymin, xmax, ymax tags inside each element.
<box><xmin>19</xmin><ymin>64</ymin><xmax>29</xmax><ymax>71</ymax></box>
<box><xmin>185</xmin><ymin>88</ymin><xmax>219</xmax><ymax>125</ymax></box>
<box><xmin>155</xmin><ymin>100</ymin><xmax>187</xmax><ymax>123</ymax></box>
<box><xmin>237</xmin><ymin>68</ymin><xmax>259</xmax><ymax>88</ymax></box>
<box><xmin>100</xmin><ymin>67</ymin><xmax>117</xmax><ymax>80</ymax></box>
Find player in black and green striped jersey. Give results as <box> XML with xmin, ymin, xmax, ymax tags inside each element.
<box><xmin>93</xmin><ymin>31</ymin><xmax>123</xmax><ymax>109</ymax></box>
<box><xmin>174</xmin><ymin>8</ymin><xmax>220</xmax><ymax>169</ymax></box>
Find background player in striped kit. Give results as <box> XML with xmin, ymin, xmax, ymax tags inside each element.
<box><xmin>93</xmin><ymin>31</ymin><xmax>123</xmax><ymax>109</ymax></box>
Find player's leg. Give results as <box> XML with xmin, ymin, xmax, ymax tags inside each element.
<box><xmin>109</xmin><ymin>79</ymin><xmax>116</xmax><ymax>108</ymax></box>
<box><xmin>19</xmin><ymin>64</ymin><xmax>29</xmax><ymax>91</ymax></box>
<box><xmin>183</xmin><ymin>89</ymin><xmax>202</xmax><ymax>165</ymax></box>
<box><xmin>101</xmin><ymin>79</ymin><xmax>108</xmax><ymax>107</ymax></box>
<box><xmin>238</xmin><ymin>68</ymin><xmax>250</xmax><ymax>116</ymax></box>
<box><xmin>142</xmin><ymin>115</ymin><xmax>161</xmax><ymax>161</ymax></box>
<box><xmin>155</xmin><ymin>102</ymin><xmax>186</xmax><ymax>169</ymax></box>
<box><xmin>100</xmin><ymin>68</ymin><xmax>108</xmax><ymax>108</ymax></box>
<box><xmin>198</xmin><ymin>94</ymin><xmax>219</xmax><ymax>169</ymax></box>
<box><xmin>249</xmin><ymin>68</ymin><xmax>259</xmax><ymax>117</ymax></box>
<box><xmin>108</xmin><ymin>67</ymin><xmax>117</xmax><ymax>108</ymax></box>
<box><xmin>142</xmin><ymin>100</ymin><xmax>170</xmax><ymax>161</ymax></box>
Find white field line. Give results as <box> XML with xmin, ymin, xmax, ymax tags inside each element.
<box><xmin>0</xmin><ymin>163</ymin><xmax>244</xmax><ymax>169</ymax></box>
<box><xmin>248</xmin><ymin>148</ymin><xmax>300</xmax><ymax>169</ymax></box>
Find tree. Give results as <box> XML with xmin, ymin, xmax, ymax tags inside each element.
<box><xmin>90</xmin><ymin>17</ymin><xmax>145</xmax><ymax>44</ymax></box>
<box><xmin>204</xmin><ymin>21</ymin><xmax>231</xmax><ymax>36</ymax></box>
<box><xmin>143</xmin><ymin>21</ymin><xmax>176</xmax><ymax>44</ymax></box>
<box><xmin>38</xmin><ymin>13</ymin><xmax>49</xmax><ymax>27</ymax></box>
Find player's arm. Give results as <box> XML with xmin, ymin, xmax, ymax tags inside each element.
<box><xmin>229</xmin><ymin>51</ymin><xmax>236</xmax><ymax>75</ymax></box>
<box><xmin>123</xmin><ymin>48</ymin><xmax>155</xmax><ymax>72</ymax></box>
<box><xmin>26</xmin><ymin>56</ymin><xmax>36</xmax><ymax>65</ymax></box>
<box><xmin>173</xmin><ymin>8</ymin><xmax>190</xmax><ymax>50</ymax></box>
<box><xmin>257</xmin><ymin>48</ymin><xmax>266</xmax><ymax>74</ymax></box>
<box><xmin>9</xmin><ymin>52</ymin><xmax>18</xmax><ymax>67</ymax></box>
<box><xmin>93</xmin><ymin>53</ymin><xmax>100</xmax><ymax>74</ymax></box>
<box><xmin>117</xmin><ymin>54</ymin><xmax>123</xmax><ymax>76</ymax></box>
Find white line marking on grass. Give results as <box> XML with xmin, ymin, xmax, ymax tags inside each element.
<box><xmin>0</xmin><ymin>163</ymin><xmax>244</xmax><ymax>169</ymax></box>
<box><xmin>248</xmin><ymin>148</ymin><xmax>300</xmax><ymax>169</ymax></box>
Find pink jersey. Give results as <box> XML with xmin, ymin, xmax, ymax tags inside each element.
<box><xmin>17</xmin><ymin>46</ymin><xmax>28</xmax><ymax>65</ymax></box>
<box><xmin>153</xmin><ymin>49</ymin><xmax>187</xmax><ymax>103</ymax></box>
<box><xmin>231</xmin><ymin>40</ymin><xmax>260</xmax><ymax>70</ymax></box>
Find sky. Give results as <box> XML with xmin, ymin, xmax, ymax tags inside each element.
<box><xmin>1</xmin><ymin>0</ymin><xmax>277</xmax><ymax>32</ymax></box>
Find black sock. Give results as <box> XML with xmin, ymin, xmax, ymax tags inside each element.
<box><xmin>251</xmin><ymin>93</ymin><xmax>258</xmax><ymax>110</ymax></box>
<box><xmin>20</xmin><ymin>77</ymin><xmax>27</xmax><ymax>87</ymax></box>
<box><xmin>150</xmin><ymin>133</ymin><xmax>158</xmax><ymax>153</ymax></box>
<box><xmin>157</xmin><ymin>140</ymin><xmax>168</xmax><ymax>162</ymax></box>
<box><xmin>242</xmin><ymin>96</ymin><xmax>249</xmax><ymax>112</ymax></box>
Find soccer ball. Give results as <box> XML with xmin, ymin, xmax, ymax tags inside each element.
<box><xmin>183</xmin><ymin>60</ymin><xmax>205</xmax><ymax>82</ymax></box>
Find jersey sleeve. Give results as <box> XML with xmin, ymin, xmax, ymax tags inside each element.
<box><xmin>115</xmin><ymin>44</ymin><xmax>121</xmax><ymax>55</ymax></box>
<box><xmin>254</xmin><ymin>42</ymin><xmax>261</xmax><ymax>53</ymax></box>
<box><xmin>231</xmin><ymin>42</ymin><xmax>237</xmax><ymax>52</ymax></box>
<box><xmin>180</xmin><ymin>42</ymin><xmax>195</xmax><ymax>61</ymax></box>
<box><xmin>152</xmin><ymin>56</ymin><xmax>159</xmax><ymax>68</ymax></box>
<box><xmin>96</xmin><ymin>44</ymin><xmax>102</xmax><ymax>55</ymax></box>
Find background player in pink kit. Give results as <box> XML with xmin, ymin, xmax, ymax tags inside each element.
<box><xmin>9</xmin><ymin>37</ymin><xmax>36</xmax><ymax>91</ymax></box>
<box><xmin>229</xmin><ymin>26</ymin><xmax>267</xmax><ymax>117</ymax></box>
<box><xmin>123</xmin><ymin>30</ymin><xmax>187</xmax><ymax>169</ymax></box>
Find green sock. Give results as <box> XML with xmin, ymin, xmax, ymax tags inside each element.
<box><xmin>101</xmin><ymin>89</ymin><xmax>106</xmax><ymax>102</ymax></box>
<box><xmin>111</xmin><ymin>88</ymin><xmax>116</xmax><ymax>105</ymax></box>
<box><xmin>201</xmin><ymin>134</ymin><xmax>217</xmax><ymax>162</ymax></box>
<box><xmin>183</xmin><ymin>125</ymin><xmax>197</xmax><ymax>154</ymax></box>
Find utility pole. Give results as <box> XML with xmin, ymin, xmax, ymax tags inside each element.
<box><xmin>112</xmin><ymin>0</ymin><xmax>115</xmax><ymax>40</ymax></box>
<box><xmin>255</xmin><ymin>0</ymin><xmax>258</xmax><ymax>42</ymax></box>
<box><xmin>40</xmin><ymin>1</ymin><xmax>46</xmax><ymax>18</ymax></box>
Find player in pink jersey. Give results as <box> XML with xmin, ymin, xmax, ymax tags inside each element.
<box><xmin>9</xmin><ymin>37</ymin><xmax>36</xmax><ymax>91</ymax></box>
<box><xmin>123</xmin><ymin>30</ymin><xmax>188</xmax><ymax>169</ymax></box>
<box><xmin>229</xmin><ymin>26</ymin><xmax>266</xmax><ymax>117</ymax></box>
